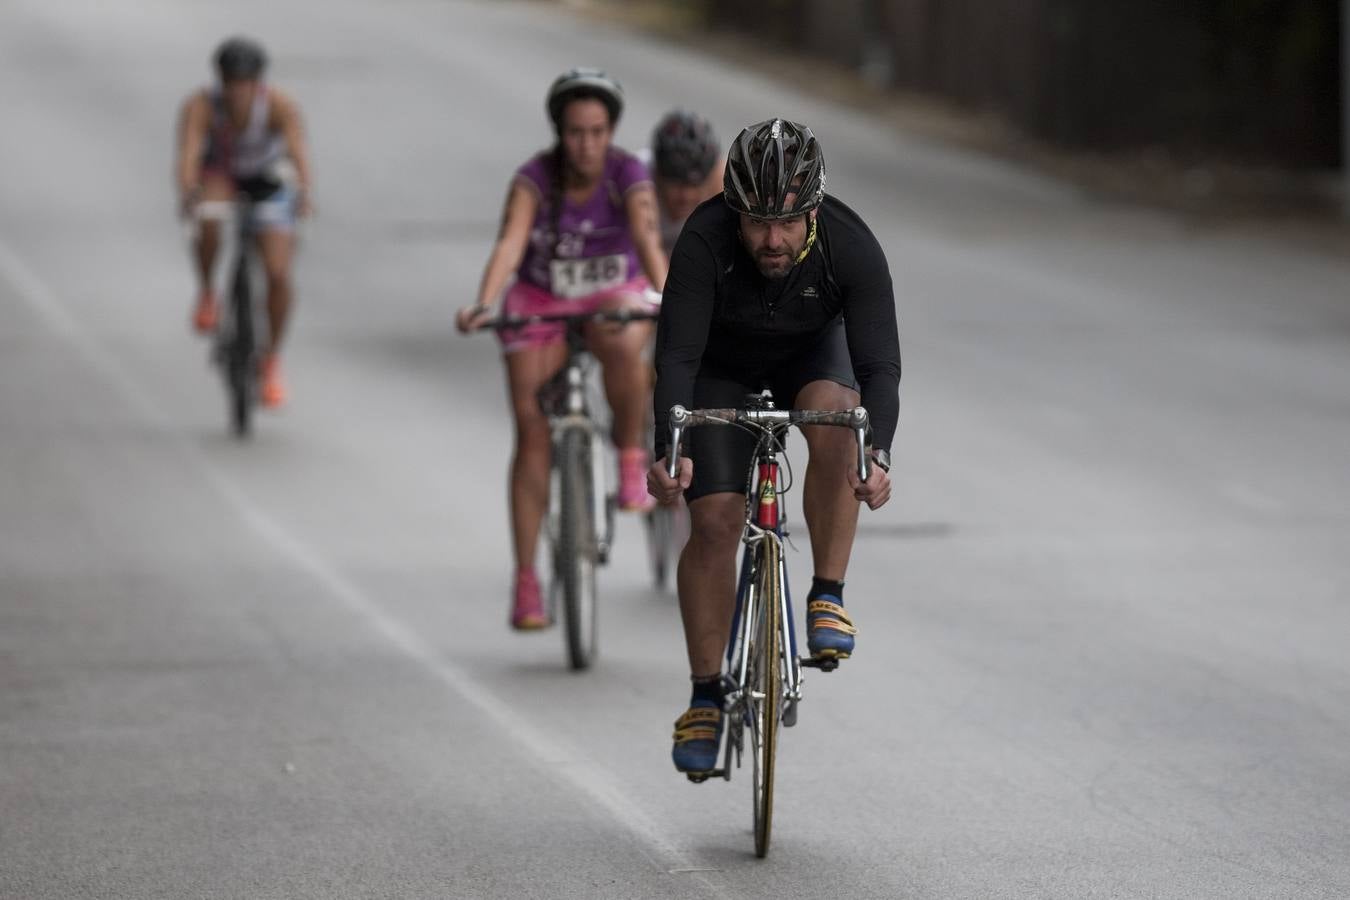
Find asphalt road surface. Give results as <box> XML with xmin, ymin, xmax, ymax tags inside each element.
<box><xmin>3</xmin><ymin>1</ymin><xmax>1349</xmax><ymax>898</ymax></box>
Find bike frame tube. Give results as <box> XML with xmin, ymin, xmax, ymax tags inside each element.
<box><xmin>726</xmin><ymin>544</ymin><xmax>754</xmax><ymax>668</ymax></box>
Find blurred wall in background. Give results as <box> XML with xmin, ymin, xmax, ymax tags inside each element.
<box><xmin>683</xmin><ymin>0</ymin><xmax>1340</xmax><ymax>168</ymax></box>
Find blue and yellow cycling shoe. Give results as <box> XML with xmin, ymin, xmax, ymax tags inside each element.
<box><xmin>671</xmin><ymin>701</ymin><xmax>722</xmax><ymax>774</ymax></box>
<box><xmin>806</xmin><ymin>596</ymin><xmax>857</xmax><ymax>660</ymax></box>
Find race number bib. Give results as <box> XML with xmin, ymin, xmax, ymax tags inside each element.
<box><xmin>549</xmin><ymin>254</ymin><xmax>628</xmax><ymax>300</ymax></box>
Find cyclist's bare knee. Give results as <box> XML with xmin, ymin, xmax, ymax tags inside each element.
<box><xmin>586</xmin><ymin>293</ymin><xmax>654</xmax><ymax>357</ymax></box>
<box><xmin>195</xmin><ymin>218</ymin><xmax>223</xmax><ymax>246</ymax></box>
<box><xmin>513</xmin><ymin>419</ymin><xmax>550</xmax><ymax>463</ymax></box>
<box><xmin>258</xmin><ymin>230</ymin><xmax>294</xmax><ymax>278</ymax></box>
<box><xmin>797</xmin><ymin>379</ymin><xmax>860</xmax><ymax>456</ymax></box>
<box><xmin>687</xmin><ymin>493</ymin><xmax>745</xmax><ymax>551</ymax></box>
<box><xmin>794</xmin><ymin>379</ymin><xmax>859</xmax><ymax>412</ymax></box>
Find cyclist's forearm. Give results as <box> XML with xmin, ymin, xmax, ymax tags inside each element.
<box><xmin>175</xmin><ymin>105</ymin><xmax>205</xmax><ymax>194</ymax></box>
<box><xmin>652</xmin><ymin>357</ymin><xmax>699</xmax><ymax>458</ymax></box>
<box><xmin>636</xmin><ymin>236</ymin><xmax>668</xmax><ymax>294</ymax></box>
<box><xmin>474</xmin><ymin>244</ymin><xmax>524</xmax><ymax>309</ymax></box>
<box><xmin>286</xmin><ymin>133</ymin><xmax>314</xmax><ymax>193</ymax></box>
<box><xmin>857</xmin><ymin>365</ymin><xmax>900</xmax><ymax>452</ymax></box>
<box><xmin>177</xmin><ymin>154</ymin><xmax>202</xmax><ymax>195</ymax></box>
<box><xmin>626</xmin><ymin>186</ymin><xmax>667</xmax><ymax>292</ymax></box>
<box><xmin>291</xmin><ymin>151</ymin><xmax>314</xmax><ymax>194</ymax></box>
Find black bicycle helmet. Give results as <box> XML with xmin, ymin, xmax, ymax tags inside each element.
<box><xmin>652</xmin><ymin>109</ymin><xmax>719</xmax><ymax>184</ymax></box>
<box><xmin>546</xmin><ymin>68</ymin><xmax>624</xmax><ymax>131</ymax></box>
<box><xmin>214</xmin><ymin>36</ymin><xmax>267</xmax><ymax>81</ymax></box>
<box><xmin>724</xmin><ymin>118</ymin><xmax>825</xmax><ymax>219</ymax></box>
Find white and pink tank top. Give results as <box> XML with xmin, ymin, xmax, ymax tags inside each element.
<box><xmin>202</xmin><ymin>84</ymin><xmax>286</xmax><ymax>180</ymax></box>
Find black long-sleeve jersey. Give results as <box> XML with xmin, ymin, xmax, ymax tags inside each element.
<box><xmin>653</xmin><ymin>193</ymin><xmax>901</xmax><ymax>458</ymax></box>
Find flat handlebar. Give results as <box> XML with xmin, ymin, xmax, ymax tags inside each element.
<box><xmin>480</xmin><ymin>309</ymin><xmax>660</xmax><ymax>331</ymax></box>
<box><xmin>666</xmin><ymin>405</ymin><xmax>872</xmax><ymax>483</ymax></box>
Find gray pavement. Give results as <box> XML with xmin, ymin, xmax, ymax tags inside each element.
<box><xmin>2</xmin><ymin>1</ymin><xmax>1349</xmax><ymax>897</ymax></box>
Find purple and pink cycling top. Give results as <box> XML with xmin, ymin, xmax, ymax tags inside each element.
<box><xmin>513</xmin><ymin>147</ymin><xmax>652</xmax><ymax>300</ymax></box>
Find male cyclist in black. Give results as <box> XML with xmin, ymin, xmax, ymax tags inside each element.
<box><xmin>646</xmin><ymin>118</ymin><xmax>900</xmax><ymax>774</ymax></box>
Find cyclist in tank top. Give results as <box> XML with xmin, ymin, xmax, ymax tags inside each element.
<box><xmin>175</xmin><ymin>37</ymin><xmax>313</xmax><ymax>408</ymax></box>
<box><xmin>455</xmin><ymin>69</ymin><xmax>668</xmax><ymax>630</ymax></box>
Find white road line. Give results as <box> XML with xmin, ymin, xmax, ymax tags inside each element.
<box><xmin>0</xmin><ymin>239</ymin><xmax>734</xmax><ymax>899</ymax></box>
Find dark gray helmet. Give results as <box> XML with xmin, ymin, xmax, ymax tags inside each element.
<box><xmin>723</xmin><ymin>118</ymin><xmax>825</xmax><ymax>219</ymax></box>
<box><xmin>652</xmin><ymin>109</ymin><xmax>719</xmax><ymax>184</ymax></box>
<box><xmin>214</xmin><ymin>37</ymin><xmax>267</xmax><ymax>81</ymax></box>
<box><xmin>546</xmin><ymin>68</ymin><xmax>624</xmax><ymax>131</ymax></box>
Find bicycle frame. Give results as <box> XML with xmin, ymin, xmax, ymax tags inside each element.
<box><xmin>533</xmin><ymin>311</ymin><xmax>656</xmax><ymax>560</ymax></box>
<box><xmin>723</xmin><ymin>451</ymin><xmax>801</xmax><ymax>738</ymax></box>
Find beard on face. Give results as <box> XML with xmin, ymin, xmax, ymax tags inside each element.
<box><xmin>754</xmin><ymin>249</ymin><xmax>793</xmax><ymax>279</ymax></box>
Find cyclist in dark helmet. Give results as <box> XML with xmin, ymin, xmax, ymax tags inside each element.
<box><xmin>455</xmin><ymin>68</ymin><xmax>668</xmax><ymax>631</ymax></box>
<box><xmin>647</xmin><ymin>117</ymin><xmax>900</xmax><ymax>775</ymax></box>
<box><xmin>648</xmin><ymin>109</ymin><xmax>724</xmax><ymax>253</ymax></box>
<box><xmin>175</xmin><ymin>36</ymin><xmax>313</xmax><ymax>408</ymax></box>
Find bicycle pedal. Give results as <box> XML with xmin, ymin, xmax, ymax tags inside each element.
<box><xmin>684</xmin><ymin>769</ymin><xmax>724</xmax><ymax>783</ymax></box>
<box><xmin>801</xmin><ymin>655</ymin><xmax>841</xmax><ymax>672</ymax></box>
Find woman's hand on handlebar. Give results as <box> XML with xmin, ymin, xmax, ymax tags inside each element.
<box><xmin>455</xmin><ymin>304</ymin><xmax>495</xmax><ymax>334</ymax></box>
<box><xmin>648</xmin><ymin>456</ymin><xmax>692</xmax><ymax>505</ymax></box>
<box><xmin>847</xmin><ymin>459</ymin><xmax>891</xmax><ymax>511</ymax></box>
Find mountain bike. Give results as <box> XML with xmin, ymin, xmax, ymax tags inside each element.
<box><xmin>488</xmin><ymin>308</ymin><xmax>659</xmax><ymax>669</ymax></box>
<box><xmin>665</xmin><ymin>390</ymin><xmax>871</xmax><ymax>857</ymax></box>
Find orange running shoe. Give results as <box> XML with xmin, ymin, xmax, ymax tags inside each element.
<box><xmin>192</xmin><ymin>292</ymin><xmax>219</xmax><ymax>334</ymax></box>
<box><xmin>259</xmin><ymin>354</ymin><xmax>288</xmax><ymax>408</ymax></box>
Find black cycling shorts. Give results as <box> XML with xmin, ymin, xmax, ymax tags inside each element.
<box><xmin>684</xmin><ymin>317</ymin><xmax>859</xmax><ymax>502</ymax></box>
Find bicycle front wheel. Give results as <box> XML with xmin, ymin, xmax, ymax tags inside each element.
<box><xmin>644</xmin><ymin>505</ymin><xmax>672</xmax><ymax>591</ymax></box>
<box><xmin>750</xmin><ymin>536</ymin><xmax>782</xmax><ymax>857</ymax></box>
<box><xmin>557</xmin><ymin>427</ymin><xmax>598</xmax><ymax>670</ymax></box>
<box><xmin>226</xmin><ymin>253</ymin><xmax>255</xmax><ymax>438</ymax></box>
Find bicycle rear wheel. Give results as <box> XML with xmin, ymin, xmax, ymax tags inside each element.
<box><xmin>749</xmin><ymin>536</ymin><xmax>782</xmax><ymax>857</ymax></box>
<box><xmin>557</xmin><ymin>427</ymin><xmax>598</xmax><ymax>670</ymax></box>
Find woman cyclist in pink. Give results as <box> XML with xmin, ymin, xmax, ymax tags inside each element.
<box><xmin>456</xmin><ymin>69</ymin><xmax>668</xmax><ymax>629</ymax></box>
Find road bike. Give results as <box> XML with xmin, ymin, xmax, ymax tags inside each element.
<box><xmin>665</xmin><ymin>390</ymin><xmax>871</xmax><ymax>857</ymax></box>
<box><xmin>210</xmin><ymin>190</ymin><xmax>268</xmax><ymax>437</ymax></box>
<box><xmin>487</xmin><ymin>308</ymin><xmax>658</xmax><ymax>669</ymax></box>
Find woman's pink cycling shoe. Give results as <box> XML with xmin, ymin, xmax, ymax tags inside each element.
<box><xmin>511</xmin><ymin>569</ymin><xmax>549</xmax><ymax>630</ymax></box>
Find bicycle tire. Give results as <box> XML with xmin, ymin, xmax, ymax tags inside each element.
<box><xmin>750</xmin><ymin>536</ymin><xmax>782</xmax><ymax>858</ymax></box>
<box><xmin>557</xmin><ymin>427</ymin><xmax>598</xmax><ymax>670</ymax></box>
<box><xmin>227</xmin><ymin>251</ymin><xmax>254</xmax><ymax>438</ymax></box>
<box><xmin>644</xmin><ymin>505</ymin><xmax>672</xmax><ymax>590</ymax></box>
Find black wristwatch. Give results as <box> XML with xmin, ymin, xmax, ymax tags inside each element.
<box><xmin>871</xmin><ymin>449</ymin><xmax>892</xmax><ymax>473</ymax></box>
